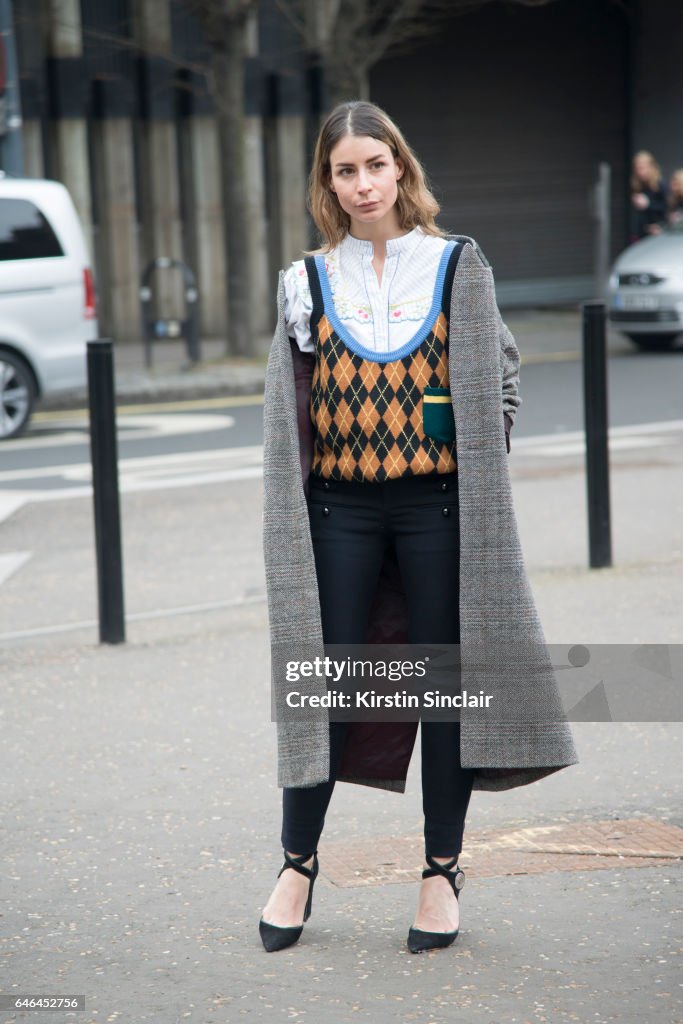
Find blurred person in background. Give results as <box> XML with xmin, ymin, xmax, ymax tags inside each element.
<box><xmin>667</xmin><ymin>168</ymin><xmax>683</xmax><ymax>225</ymax></box>
<box><xmin>631</xmin><ymin>150</ymin><xmax>668</xmax><ymax>240</ymax></box>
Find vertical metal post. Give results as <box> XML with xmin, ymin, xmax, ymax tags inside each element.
<box><xmin>185</xmin><ymin>278</ymin><xmax>200</xmax><ymax>365</ymax></box>
<box><xmin>582</xmin><ymin>302</ymin><xmax>612</xmax><ymax>569</ymax></box>
<box><xmin>186</xmin><ymin>299</ymin><xmax>200</xmax><ymax>364</ymax></box>
<box><xmin>593</xmin><ymin>163</ymin><xmax>612</xmax><ymax>302</ymax></box>
<box><xmin>87</xmin><ymin>339</ymin><xmax>125</xmax><ymax>643</ymax></box>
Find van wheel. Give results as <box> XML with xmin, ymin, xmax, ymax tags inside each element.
<box><xmin>0</xmin><ymin>351</ymin><xmax>35</xmax><ymax>440</ymax></box>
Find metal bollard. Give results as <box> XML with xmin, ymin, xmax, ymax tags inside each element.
<box><xmin>582</xmin><ymin>302</ymin><xmax>613</xmax><ymax>569</ymax></box>
<box><xmin>87</xmin><ymin>340</ymin><xmax>126</xmax><ymax>643</ymax></box>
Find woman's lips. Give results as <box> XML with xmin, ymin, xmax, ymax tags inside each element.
<box><xmin>358</xmin><ymin>202</ymin><xmax>378</xmax><ymax>210</ymax></box>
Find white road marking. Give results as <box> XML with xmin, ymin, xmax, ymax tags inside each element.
<box><xmin>513</xmin><ymin>436</ymin><xmax>666</xmax><ymax>458</ymax></box>
<box><xmin>1</xmin><ymin>412</ymin><xmax>235</xmax><ymax>450</ymax></box>
<box><xmin>0</xmin><ymin>592</ymin><xmax>266</xmax><ymax>642</ymax></box>
<box><xmin>0</xmin><ymin>493</ymin><xmax>31</xmax><ymax>524</ymax></box>
<box><xmin>0</xmin><ymin>446</ymin><xmax>264</xmax><ymax>520</ymax></box>
<box><xmin>512</xmin><ymin>418</ymin><xmax>683</xmax><ymax>450</ymax></box>
<box><xmin>0</xmin><ymin>551</ymin><xmax>32</xmax><ymax>586</ymax></box>
<box><xmin>0</xmin><ymin>444</ymin><xmax>263</xmax><ymax>484</ymax></box>
<box><xmin>1</xmin><ymin>420</ymin><xmax>682</xmax><ymax>527</ymax></box>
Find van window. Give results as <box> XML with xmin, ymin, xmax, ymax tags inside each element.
<box><xmin>0</xmin><ymin>198</ymin><xmax>64</xmax><ymax>261</ymax></box>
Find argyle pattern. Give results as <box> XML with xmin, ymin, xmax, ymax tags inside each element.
<box><xmin>309</xmin><ymin>311</ymin><xmax>458</xmax><ymax>482</ymax></box>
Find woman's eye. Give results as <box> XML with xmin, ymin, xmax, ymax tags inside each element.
<box><xmin>372</xmin><ymin>162</ymin><xmax>386</xmax><ymax>169</ymax></box>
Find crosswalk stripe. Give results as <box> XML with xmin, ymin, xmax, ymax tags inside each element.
<box><xmin>0</xmin><ymin>551</ymin><xmax>32</xmax><ymax>586</ymax></box>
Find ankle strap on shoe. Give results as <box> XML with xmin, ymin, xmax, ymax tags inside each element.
<box><xmin>422</xmin><ymin>855</ymin><xmax>466</xmax><ymax>897</ymax></box>
<box><xmin>278</xmin><ymin>850</ymin><xmax>318</xmax><ymax>880</ymax></box>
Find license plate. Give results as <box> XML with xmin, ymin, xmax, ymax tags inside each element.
<box><xmin>622</xmin><ymin>295</ymin><xmax>659</xmax><ymax>310</ymax></box>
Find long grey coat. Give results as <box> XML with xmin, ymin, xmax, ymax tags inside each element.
<box><xmin>263</xmin><ymin>237</ymin><xmax>579</xmax><ymax>793</ymax></box>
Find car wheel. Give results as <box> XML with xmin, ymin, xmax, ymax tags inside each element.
<box><xmin>625</xmin><ymin>333</ymin><xmax>679</xmax><ymax>352</ymax></box>
<box><xmin>0</xmin><ymin>351</ymin><xmax>35</xmax><ymax>440</ymax></box>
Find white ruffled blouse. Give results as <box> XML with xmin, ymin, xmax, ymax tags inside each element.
<box><xmin>284</xmin><ymin>226</ymin><xmax>450</xmax><ymax>354</ymax></box>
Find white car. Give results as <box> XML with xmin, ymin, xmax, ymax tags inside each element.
<box><xmin>0</xmin><ymin>175</ymin><xmax>98</xmax><ymax>438</ymax></box>
<box><xmin>608</xmin><ymin>221</ymin><xmax>683</xmax><ymax>351</ymax></box>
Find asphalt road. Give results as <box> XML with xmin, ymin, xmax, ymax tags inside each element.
<box><xmin>1</xmin><ymin>348</ymin><xmax>682</xmax><ymax>488</ymax></box>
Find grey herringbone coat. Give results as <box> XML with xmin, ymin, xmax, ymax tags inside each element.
<box><xmin>263</xmin><ymin>237</ymin><xmax>578</xmax><ymax>792</ymax></box>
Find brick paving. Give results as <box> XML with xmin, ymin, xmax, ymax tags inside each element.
<box><xmin>320</xmin><ymin>818</ymin><xmax>683</xmax><ymax>887</ymax></box>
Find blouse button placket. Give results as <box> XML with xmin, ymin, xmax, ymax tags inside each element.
<box><xmin>364</xmin><ymin>249</ymin><xmax>386</xmax><ymax>351</ymax></box>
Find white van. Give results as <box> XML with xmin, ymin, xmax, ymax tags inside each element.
<box><xmin>0</xmin><ymin>175</ymin><xmax>98</xmax><ymax>439</ymax></box>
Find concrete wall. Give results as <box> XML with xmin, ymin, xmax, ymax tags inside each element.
<box><xmin>371</xmin><ymin>0</ymin><xmax>630</xmax><ymax>304</ymax></box>
<box><xmin>14</xmin><ymin>0</ymin><xmax>283</xmax><ymax>347</ymax></box>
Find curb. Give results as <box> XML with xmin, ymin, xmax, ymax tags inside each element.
<box><xmin>38</xmin><ymin>372</ymin><xmax>267</xmax><ymax>411</ymax></box>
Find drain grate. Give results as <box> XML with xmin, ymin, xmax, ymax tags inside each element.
<box><xmin>320</xmin><ymin>818</ymin><xmax>683</xmax><ymax>887</ymax></box>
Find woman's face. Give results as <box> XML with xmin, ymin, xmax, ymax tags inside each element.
<box><xmin>634</xmin><ymin>155</ymin><xmax>653</xmax><ymax>183</ymax></box>
<box><xmin>328</xmin><ymin>135</ymin><xmax>404</xmax><ymax>234</ymax></box>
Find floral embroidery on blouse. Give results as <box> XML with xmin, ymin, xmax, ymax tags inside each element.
<box><xmin>284</xmin><ymin>226</ymin><xmax>450</xmax><ymax>354</ymax></box>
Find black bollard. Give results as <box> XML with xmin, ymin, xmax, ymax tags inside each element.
<box><xmin>582</xmin><ymin>301</ymin><xmax>613</xmax><ymax>568</ymax></box>
<box><xmin>87</xmin><ymin>340</ymin><xmax>126</xmax><ymax>643</ymax></box>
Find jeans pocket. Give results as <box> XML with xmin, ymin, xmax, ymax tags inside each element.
<box><xmin>423</xmin><ymin>387</ymin><xmax>456</xmax><ymax>444</ymax></box>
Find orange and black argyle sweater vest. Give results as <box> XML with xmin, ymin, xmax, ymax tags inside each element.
<box><xmin>304</xmin><ymin>240</ymin><xmax>463</xmax><ymax>483</ymax></box>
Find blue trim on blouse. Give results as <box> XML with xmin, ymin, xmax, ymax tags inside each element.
<box><xmin>313</xmin><ymin>240</ymin><xmax>456</xmax><ymax>364</ymax></box>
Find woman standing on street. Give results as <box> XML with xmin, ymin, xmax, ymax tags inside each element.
<box><xmin>630</xmin><ymin>150</ymin><xmax>668</xmax><ymax>240</ymax></box>
<box><xmin>260</xmin><ymin>101</ymin><xmax>578</xmax><ymax>954</ymax></box>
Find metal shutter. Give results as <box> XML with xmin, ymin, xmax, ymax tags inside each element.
<box><xmin>371</xmin><ymin>0</ymin><xmax>629</xmax><ymax>306</ymax></box>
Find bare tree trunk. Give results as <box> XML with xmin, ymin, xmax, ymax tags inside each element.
<box><xmin>211</xmin><ymin>26</ymin><xmax>252</xmax><ymax>355</ymax></box>
<box><xmin>326</xmin><ymin>63</ymin><xmax>370</xmax><ymax>106</ymax></box>
<box><xmin>181</xmin><ymin>0</ymin><xmax>257</xmax><ymax>356</ymax></box>
<box><xmin>288</xmin><ymin>0</ymin><xmax>560</xmax><ymax>114</ymax></box>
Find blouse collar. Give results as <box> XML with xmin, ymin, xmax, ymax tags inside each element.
<box><xmin>341</xmin><ymin>225</ymin><xmax>422</xmax><ymax>259</ymax></box>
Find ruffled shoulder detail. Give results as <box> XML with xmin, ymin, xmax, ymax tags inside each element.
<box><xmin>283</xmin><ymin>260</ymin><xmax>314</xmax><ymax>354</ymax></box>
<box><xmin>285</xmin><ymin>260</ymin><xmax>313</xmax><ymax>308</ymax></box>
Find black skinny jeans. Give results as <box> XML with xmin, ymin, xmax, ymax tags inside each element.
<box><xmin>281</xmin><ymin>470</ymin><xmax>475</xmax><ymax>859</ymax></box>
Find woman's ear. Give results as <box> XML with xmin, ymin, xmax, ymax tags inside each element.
<box><xmin>395</xmin><ymin>157</ymin><xmax>405</xmax><ymax>181</ymax></box>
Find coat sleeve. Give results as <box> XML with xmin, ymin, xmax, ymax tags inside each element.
<box><xmin>465</xmin><ymin>237</ymin><xmax>521</xmax><ymax>454</ymax></box>
<box><xmin>498</xmin><ymin>313</ymin><xmax>522</xmax><ymax>453</ymax></box>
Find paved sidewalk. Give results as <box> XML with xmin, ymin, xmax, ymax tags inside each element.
<box><xmin>38</xmin><ymin>309</ymin><xmax>634</xmax><ymax>410</ymax></box>
<box><xmin>1</xmin><ymin>422</ymin><xmax>682</xmax><ymax>1022</ymax></box>
<box><xmin>3</xmin><ymin>304</ymin><xmax>681</xmax><ymax>1022</ymax></box>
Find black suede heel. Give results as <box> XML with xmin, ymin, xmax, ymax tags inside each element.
<box><xmin>407</xmin><ymin>855</ymin><xmax>465</xmax><ymax>953</ymax></box>
<box><xmin>259</xmin><ymin>850</ymin><xmax>319</xmax><ymax>952</ymax></box>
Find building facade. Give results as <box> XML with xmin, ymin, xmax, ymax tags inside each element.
<box><xmin>8</xmin><ymin>0</ymin><xmax>682</xmax><ymax>344</ymax></box>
